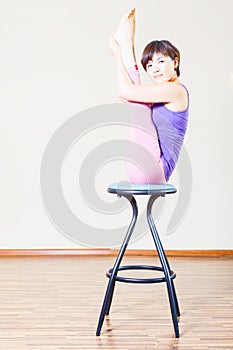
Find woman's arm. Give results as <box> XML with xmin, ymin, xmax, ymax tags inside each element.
<box><xmin>110</xmin><ymin>37</ymin><xmax>182</xmax><ymax>104</ymax></box>
<box><xmin>110</xmin><ymin>8</ymin><xmax>185</xmax><ymax>105</ymax></box>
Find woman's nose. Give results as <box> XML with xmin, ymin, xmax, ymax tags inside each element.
<box><xmin>153</xmin><ymin>64</ymin><xmax>159</xmax><ymax>72</ymax></box>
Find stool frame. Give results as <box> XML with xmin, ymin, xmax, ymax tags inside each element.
<box><xmin>96</xmin><ymin>184</ymin><xmax>180</xmax><ymax>338</ymax></box>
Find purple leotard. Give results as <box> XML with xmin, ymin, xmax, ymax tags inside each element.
<box><xmin>151</xmin><ymin>89</ymin><xmax>189</xmax><ymax>181</ymax></box>
<box><xmin>126</xmin><ymin>66</ymin><xmax>189</xmax><ymax>184</ymax></box>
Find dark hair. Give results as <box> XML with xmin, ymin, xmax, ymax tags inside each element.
<box><xmin>141</xmin><ymin>40</ymin><xmax>180</xmax><ymax>77</ymax></box>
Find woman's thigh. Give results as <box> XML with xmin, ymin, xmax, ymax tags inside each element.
<box><xmin>125</xmin><ymin>103</ymin><xmax>166</xmax><ymax>184</ymax></box>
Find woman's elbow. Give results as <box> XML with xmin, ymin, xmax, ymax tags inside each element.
<box><xmin>118</xmin><ymin>89</ymin><xmax>129</xmax><ymax>101</ymax></box>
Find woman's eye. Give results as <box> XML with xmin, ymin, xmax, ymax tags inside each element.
<box><xmin>158</xmin><ymin>60</ymin><xmax>164</xmax><ymax>64</ymax></box>
<box><xmin>147</xmin><ymin>63</ymin><xmax>152</xmax><ymax>68</ymax></box>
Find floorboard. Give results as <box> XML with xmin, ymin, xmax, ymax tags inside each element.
<box><xmin>0</xmin><ymin>256</ymin><xmax>232</xmax><ymax>349</ymax></box>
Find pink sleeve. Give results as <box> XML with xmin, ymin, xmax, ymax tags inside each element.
<box><xmin>127</xmin><ymin>65</ymin><xmax>141</xmax><ymax>85</ymax></box>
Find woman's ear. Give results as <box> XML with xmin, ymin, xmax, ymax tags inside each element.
<box><xmin>174</xmin><ymin>57</ymin><xmax>179</xmax><ymax>69</ymax></box>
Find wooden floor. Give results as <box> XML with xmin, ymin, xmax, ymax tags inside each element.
<box><xmin>0</xmin><ymin>256</ymin><xmax>232</xmax><ymax>349</ymax></box>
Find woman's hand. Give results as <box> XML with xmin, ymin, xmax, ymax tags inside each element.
<box><xmin>109</xmin><ymin>35</ymin><xmax>121</xmax><ymax>58</ymax></box>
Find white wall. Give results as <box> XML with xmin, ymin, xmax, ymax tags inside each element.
<box><xmin>0</xmin><ymin>0</ymin><xmax>232</xmax><ymax>249</ymax></box>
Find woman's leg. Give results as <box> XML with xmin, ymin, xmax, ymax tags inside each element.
<box><xmin>126</xmin><ymin>103</ymin><xmax>166</xmax><ymax>184</ymax></box>
<box><xmin>114</xmin><ymin>9</ymin><xmax>165</xmax><ymax>184</ymax></box>
<box><xmin>114</xmin><ymin>8</ymin><xmax>138</xmax><ymax>80</ymax></box>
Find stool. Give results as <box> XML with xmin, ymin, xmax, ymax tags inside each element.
<box><xmin>96</xmin><ymin>182</ymin><xmax>180</xmax><ymax>338</ymax></box>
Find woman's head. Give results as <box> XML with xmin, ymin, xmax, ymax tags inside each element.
<box><xmin>141</xmin><ymin>40</ymin><xmax>180</xmax><ymax>83</ymax></box>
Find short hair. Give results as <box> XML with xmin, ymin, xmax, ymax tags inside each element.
<box><xmin>141</xmin><ymin>40</ymin><xmax>180</xmax><ymax>77</ymax></box>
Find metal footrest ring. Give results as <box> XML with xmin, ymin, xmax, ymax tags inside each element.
<box><xmin>106</xmin><ymin>265</ymin><xmax>176</xmax><ymax>284</ymax></box>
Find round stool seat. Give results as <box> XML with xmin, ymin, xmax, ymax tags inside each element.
<box><xmin>108</xmin><ymin>182</ymin><xmax>177</xmax><ymax>195</ymax></box>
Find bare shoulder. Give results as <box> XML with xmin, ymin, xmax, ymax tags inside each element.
<box><xmin>165</xmin><ymin>82</ymin><xmax>188</xmax><ymax>112</ymax></box>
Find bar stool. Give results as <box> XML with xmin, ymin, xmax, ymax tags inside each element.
<box><xmin>96</xmin><ymin>182</ymin><xmax>180</xmax><ymax>338</ymax></box>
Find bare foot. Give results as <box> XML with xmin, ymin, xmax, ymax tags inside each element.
<box><xmin>114</xmin><ymin>8</ymin><xmax>136</xmax><ymax>47</ymax></box>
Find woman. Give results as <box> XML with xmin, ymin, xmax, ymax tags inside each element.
<box><xmin>109</xmin><ymin>8</ymin><xmax>189</xmax><ymax>184</ymax></box>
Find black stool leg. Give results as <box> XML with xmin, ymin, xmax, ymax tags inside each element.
<box><xmin>147</xmin><ymin>195</ymin><xmax>180</xmax><ymax>338</ymax></box>
<box><xmin>171</xmin><ymin>280</ymin><xmax>180</xmax><ymax>318</ymax></box>
<box><xmin>96</xmin><ymin>195</ymin><xmax>138</xmax><ymax>336</ymax></box>
<box><xmin>146</xmin><ymin>196</ymin><xmax>180</xmax><ymax>318</ymax></box>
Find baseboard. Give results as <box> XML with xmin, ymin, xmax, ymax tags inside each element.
<box><xmin>0</xmin><ymin>249</ymin><xmax>232</xmax><ymax>257</ymax></box>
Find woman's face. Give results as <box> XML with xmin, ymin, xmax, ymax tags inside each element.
<box><xmin>146</xmin><ymin>52</ymin><xmax>178</xmax><ymax>84</ymax></box>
